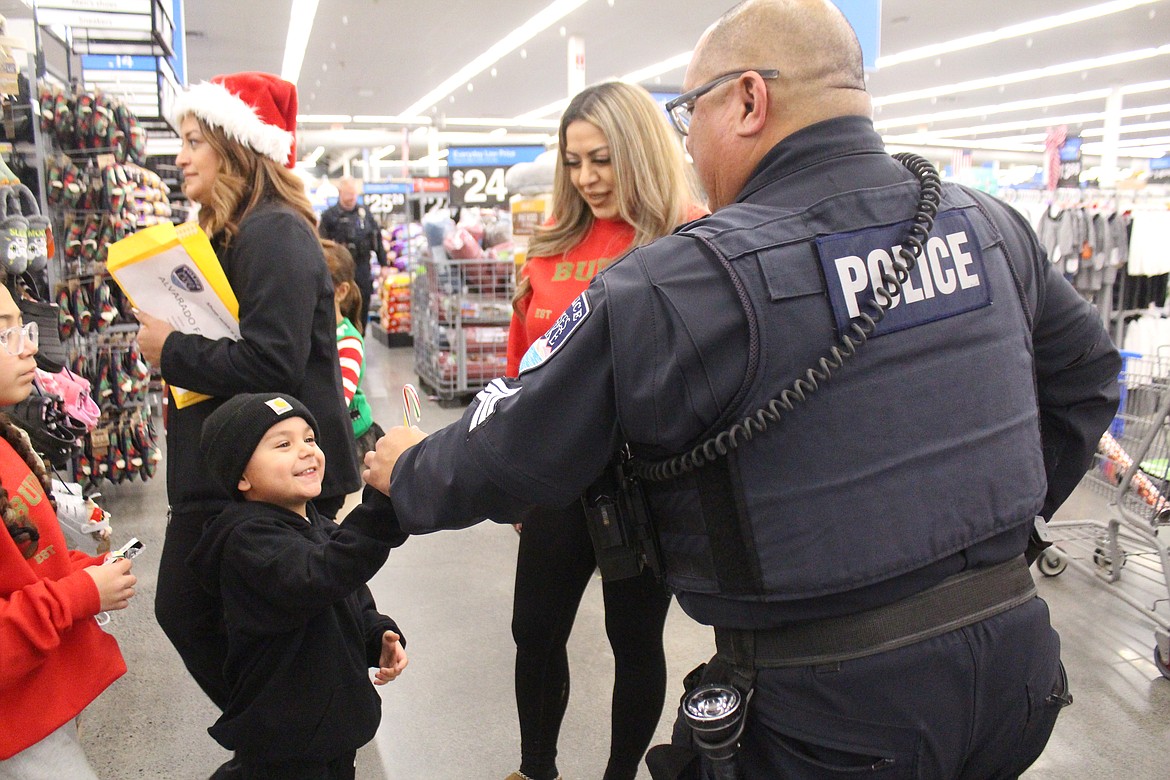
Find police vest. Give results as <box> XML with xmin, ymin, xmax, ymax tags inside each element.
<box><xmin>330</xmin><ymin>207</ymin><xmax>374</xmax><ymax>257</ymax></box>
<box><xmin>638</xmin><ymin>181</ymin><xmax>1046</xmax><ymax>602</ymax></box>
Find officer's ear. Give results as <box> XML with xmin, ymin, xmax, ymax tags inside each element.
<box><xmin>733</xmin><ymin>72</ymin><xmax>769</xmax><ymax>138</ymax></box>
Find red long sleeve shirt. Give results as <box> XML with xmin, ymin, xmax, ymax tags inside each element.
<box><xmin>507</xmin><ymin>218</ymin><xmax>637</xmax><ymax>377</ymax></box>
<box><xmin>0</xmin><ymin>438</ymin><xmax>125</xmax><ymax>759</ymax></box>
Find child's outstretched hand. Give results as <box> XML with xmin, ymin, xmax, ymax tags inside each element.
<box><xmin>373</xmin><ymin>631</ymin><xmax>408</xmax><ymax>685</ymax></box>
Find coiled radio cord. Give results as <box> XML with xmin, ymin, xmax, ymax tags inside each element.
<box><xmin>628</xmin><ymin>152</ymin><xmax>942</xmax><ymax>482</ymax></box>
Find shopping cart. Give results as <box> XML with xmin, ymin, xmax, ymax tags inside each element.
<box><xmin>1037</xmin><ymin>351</ymin><xmax>1170</xmax><ymax>680</ymax></box>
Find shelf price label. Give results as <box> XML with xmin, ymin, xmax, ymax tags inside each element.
<box><xmin>363</xmin><ymin>181</ymin><xmax>413</xmax><ymax>217</ymax></box>
<box><xmin>450</xmin><ymin>167</ymin><xmax>507</xmax><ymax>207</ymax></box>
<box><xmin>447</xmin><ymin>145</ymin><xmax>544</xmax><ymax>209</ymax></box>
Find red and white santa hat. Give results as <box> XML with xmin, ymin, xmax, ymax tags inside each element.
<box><xmin>171</xmin><ymin>71</ymin><xmax>298</xmax><ymax>168</ymax></box>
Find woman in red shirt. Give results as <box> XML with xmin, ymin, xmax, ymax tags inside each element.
<box><xmin>0</xmin><ymin>282</ymin><xmax>136</xmax><ymax>777</ymax></box>
<box><xmin>505</xmin><ymin>81</ymin><xmax>705</xmax><ymax>780</ymax></box>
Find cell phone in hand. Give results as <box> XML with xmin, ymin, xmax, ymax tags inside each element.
<box><xmin>109</xmin><ymin>537</ymin><xmax>144</xmax><ymax>561</ymax></box>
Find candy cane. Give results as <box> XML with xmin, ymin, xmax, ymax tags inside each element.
<box><xmin>402</xmin><ymin>383</ymin><xmax>421</xmax><ymax>427</ymax></box>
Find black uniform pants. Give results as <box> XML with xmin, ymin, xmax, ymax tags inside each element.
<box><xmin>155</xmin><ymin>498</ymin><xmax>347</xmax><ymax>710</ymax></box>
<box><xmin>669</xmin><ymin>597</ymin><xmax>1066</xmax><ymax>779</ymax></box>
<box><xmin>513</xmin><ymin>501</ymin><xmax>672</xmax><ymax>780</ymax></box>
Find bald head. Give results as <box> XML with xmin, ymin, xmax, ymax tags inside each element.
<box><xmin>694</xmin><ymin>0</ymin><xmax>869</xmax><ymax>130</ymax></box>
<box><xmin>337</xmin><ymin>176</ymin><xmax>359</xmax><ymax>209</ymax></box>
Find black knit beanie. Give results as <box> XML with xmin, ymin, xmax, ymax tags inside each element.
<box><xmin>201</xmin><ymin>392</ymin><xmax>320</xmax><ymax>498</ymax></box>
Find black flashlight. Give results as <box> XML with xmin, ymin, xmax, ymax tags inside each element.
<box><xmin>683</xmin><ymin>683</ymin><xmax>750</xmax><ymax>780</ymax></box>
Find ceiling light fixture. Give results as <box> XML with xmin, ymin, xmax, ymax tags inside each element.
<box><xmin>297</xmin><ymin>114</ymin><xmax>352</xmax><ymax>124</ymax></box>
<box><xmin>301</xmin><ymin>146</ymin><xmax>326</xmax><ymax>166</ymax></box>
<box><xmin>873</xmin><ymin>80</ymin><xmax>1170</xmax><ymax>130</ymax></box>
<box><xmin>444</xmin><ymin>117</ymin><xmax>560</xmax><ymax>129</ymax></box>
<box><xmin>370</xmin><ymin>144</ymin><xmax>397</xmax><ymax>161</ymax></box>
<box><xmin>913</xmin><ymin>104</ymin><xmax>1170</xmax><ymax>139</ymax></box>
<box><xmin>874</xmin><ymin>45</ymin><xmax>1170</xmax><ymax>108</ymax></box>
<box><xmin>516</xmin><ymin>50</ymin><xmax>694</xmax><ymax>120</ymax></box>
<box><xmin>876</xmin><ymin>0</ymin><xmax>1164</xmax><ymax>69</ymax></box>
<box><xmin>280</xmin><ymin>0</ymin><xmax>320</xmax><ymax>85</ymax></box>
<box><xmin>398</xmin><ymin>0</ymin><xmax>589</xmax><ymax>117</ymax></box>
<box><xmin>352</xmin><ymin>115</ymin><xmax>433</xmax><ymax>125</ymax></box>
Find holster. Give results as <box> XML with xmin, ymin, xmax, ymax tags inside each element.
<box><xmin>581</xmin><ymin>457</ymin><xmax>663</xmax><ymax>583</ymax></box>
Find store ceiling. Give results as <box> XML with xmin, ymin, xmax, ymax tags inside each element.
<box><xmin>180</xmin><ymin>0</ymin><xmax>1170</xmax><ymax>177</ymax></box>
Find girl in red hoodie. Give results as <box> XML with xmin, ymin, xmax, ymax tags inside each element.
<box><xmin>0</xmin><ymin>282</ymin><xmax>137</xmax><ymax>778</ymax></box>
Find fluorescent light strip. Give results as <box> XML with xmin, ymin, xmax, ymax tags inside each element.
<box><xmin>399</xmin><ymin>0</ymin><xmax>589</xmax><ymax>117</ymax></box>
<box><xmin>297</xmin><ymin>114</ymin><xmax>352</xmax><ymax>124</ymax></box>
<box><xmin>620</xmin><ymin>51</ymin><xmax>693</xmax><ymax>86</ymax></box>
<box><xmin>888</xmin><ymin>121</ymin><xmax>1170</xmax><ymax>151</ymax></box>
<box><xmin>516</xmin><ymin>50</ymin><xmax>694</xmax><ymax>120</ymax></box>
<box><xmin>281</xmin><ymin>0</ymin><xmax>320</xmax><ymax>85</ymax></box>
<box><xmin>445</xmin><ymin>117</ymin><xmax>560</xmax><ymax>129</ymax></box>
<box><xmin>301</xmin><ymin>146</ymin><xmax>326</xmax><ymax>166</ymax></box>
<box><xmin>874</xmin><ymin>46</ymin><xmax>1170</xmax><ymax>108</ymax></box>
<box><xmin>920</xmin><ymin>105</ymin><xmax>1170</xmax><ymax>139</ymax></box>
<box><xmin>874</xmin><ymin>80</ymin><xmax>1170</xmax><ymax>130</ymax></box>
<box><xmin>352</xmin><ymin>115</ymin><xmax>433</xmax><ymax>125</ymax></box>
<box><xmin>876</xmin><ymin>0</ymin><xmax>1165</xmax><ymax>69</ymax></box>
<box><xmin>883</xmin><ymin>135</ymin><xmax>1044</xmax><ymax>153</ymax></box>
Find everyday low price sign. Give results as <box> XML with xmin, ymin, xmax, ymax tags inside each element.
<box><xmin>447</xmin><ymin>146</ymin><xmax>544</xmax><ymax>208</ymax></box>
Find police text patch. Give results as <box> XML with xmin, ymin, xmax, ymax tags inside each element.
<box><xmin>815</xmin><ymin>209</ymin><xmax>991</xmax><ymax>338</ymax></box>
<box><xmin>518</xmin><ymin>291</ymin><xmax>591</xmax><ymax>375</ymax></box>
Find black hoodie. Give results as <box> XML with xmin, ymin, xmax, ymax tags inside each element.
<box><xmin>188</xmin><ymin>488</ymin><xmax>406</xmax><ymax>763</ymax></box>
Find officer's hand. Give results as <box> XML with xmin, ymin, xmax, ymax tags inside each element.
<box><xmin>363</xmin><ymin>426</ymin><xmax>428</xmax><ymax>495</ymax></box>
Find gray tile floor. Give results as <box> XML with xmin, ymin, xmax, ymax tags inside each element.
<box><xmin>82</xmin><ymin>337</ymin><xmax>1170</xmax><ymax>779</ymax></box>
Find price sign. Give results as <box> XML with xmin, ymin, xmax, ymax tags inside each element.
<box><xmin>362</xmin><ymin>181</ymin><xmax>413</xmax><ymax>217</ymax></box>
<box><xmin>447</xmin><ymin>146</ymin><xmax>544</xmax><ymax>208</ymax></box>
<box><xmin>450</xmin><ymin>167</ymin><xmax>507</xmax><ymax>207</ymax></box>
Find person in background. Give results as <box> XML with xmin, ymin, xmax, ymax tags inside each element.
<box><xmin>502</xmin><ymin>81</ymin><xmax>706</xmax><ymax>780</ymax></box>
<box><xmin>134</xmin><ymin>71</ymin><xmax>361</xmax><ymax>714</ymax></box>
<box><xmin>322</xmin><ymin>239</ymin><xmax>384</xmax><ymax>464</ymax></box>
<box><xmin>0</xmin><ymin>281</ymin><xmax>137</xmax><ymax>779</ymax></box>
<box><xmin>192</xmin><ymin>392</ymin><xmax>407</xmax><ymax>780</ymax></box>
<box><xmin>364</xmin><ymin>0</ymin><xmax>1121</xmax><ymax>777</ymax></box>
<box><xmin>319</xmin><ymin>177</ymin><xmax>386</xmax><ymax>334</ymax></box>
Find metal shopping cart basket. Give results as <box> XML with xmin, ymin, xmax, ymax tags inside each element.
<box><xmin>1037</xmin><ymin>351</ymin><xmax>1170</xmax><ymax>679</ymax></box>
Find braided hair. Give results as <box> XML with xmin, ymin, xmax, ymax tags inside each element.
<box><xmin>0</xmin><ymin>413</ymin><xmax>56</xmax><ymax>559</ymax></box>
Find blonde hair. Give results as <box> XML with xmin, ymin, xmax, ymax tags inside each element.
<box><xmin>518</xmin><ymin>81</ymin><xmax>697</xmax><ymax>306</ymax></box>
<box><xmin>321</xmin><ymin>239</ymin><xmax>362</xmax><ymax>326</ymax></box>
<box><xmin>184</xmin><ymin>115</ymin><xmax>316</xmax><ymax>245</ymax></box>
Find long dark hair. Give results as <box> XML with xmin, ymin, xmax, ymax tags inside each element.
<box><xmin>1</xmin><ymin>414</ymin><xmax>56</xmax><ymax>559</ymax></box>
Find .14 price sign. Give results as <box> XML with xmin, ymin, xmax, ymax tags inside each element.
<box><xmin>450</xmin><ymin>167</ymin><xmax>507</xmax><ymax>206</ymax></box>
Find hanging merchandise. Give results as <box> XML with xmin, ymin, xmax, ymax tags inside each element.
<box><xmin>0</xmin><ymin>79</ymin><xmax>174</xmax><ymax>492</ymax></box>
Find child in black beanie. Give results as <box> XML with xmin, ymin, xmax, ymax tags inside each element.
<box><xmin>190</xmin><ymin>392</ymin><xmax>407</xmax><ymax>780</ymax></box>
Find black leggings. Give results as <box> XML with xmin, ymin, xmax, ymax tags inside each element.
<box><xmin>512</xmin><ymin>501</ymin><xmax>672</xmax><ymax>780</ymax></box>
<box><xmin>155</xmin><ymin>496</ymin><xmax>347</xmax><ymax>710</ymax></box>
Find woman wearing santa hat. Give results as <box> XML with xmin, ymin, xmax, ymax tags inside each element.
<box><xmin>134</xmin><ymin>72</ymin><xmax>362</xmax><ymax>712</ymax></box>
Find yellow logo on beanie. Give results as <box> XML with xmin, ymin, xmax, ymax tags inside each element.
<box><xmin>265</xmin><ymin>397</ymin><xmax>294</xmax><ymax>415</ymax></box>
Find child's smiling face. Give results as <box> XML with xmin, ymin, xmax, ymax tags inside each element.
<box><xmin>238</xmin><ymin>416</ymin><xmax>324</xmax><ymax>515</ymax></box>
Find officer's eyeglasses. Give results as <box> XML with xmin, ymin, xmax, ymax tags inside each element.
<box><xmin>665</xmin><ymin>69</ymin><xmax>780</xmax><ymax>136</ymax></box>
<box><xmin>0</xmin><ymin>321</ymin><xmax>37</xmax><ymax>356</ymax></box>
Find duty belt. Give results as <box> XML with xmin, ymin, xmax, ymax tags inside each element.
<box><xmin>715</xmin><ymin>555</ymin><xmax>1036</xmax><ymax>668</ymax></box>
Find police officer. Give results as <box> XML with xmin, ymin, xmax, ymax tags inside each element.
<box><xmin>318</xmin><ymin>176</ymin><xmax>386</xmax><ymax>333</ymax></box>
<box><xmin>365</xmin><ymin>1</ymin><xmax>1121</xmax><ymax>777</ymax></box>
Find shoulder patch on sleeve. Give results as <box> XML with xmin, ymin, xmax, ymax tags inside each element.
<box><xmin>469</xmin><ymin>378</ymin><xmax>521</xmax><ymax>432</ymax></box>
<box><xmin>518</xmin><ymin>292</ymin><xmax>591</xmax><ymax>375</ymax></box>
